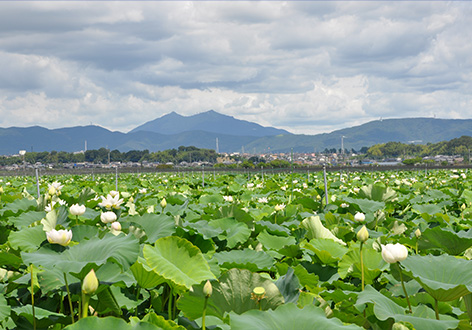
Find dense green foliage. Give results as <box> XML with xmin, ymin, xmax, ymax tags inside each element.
<box><xmin>0</xmin><ymin>146</ymin><xmax>218</xmax><ymax>166</ymax></box>
<box><xmin>367</xmin><ymin>136</ymin><xmax>472</xmax><ymax>159</ymax></box>
<box><xmin>0</xmin><ymin>167</ymin><xmax>472</xmax><ymax>328</ymax></box>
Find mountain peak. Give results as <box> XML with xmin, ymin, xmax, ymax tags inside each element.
<box><xmin>130</xmin><ymin>110</ymin><xmax>290</xmax><ymax>137</ymax></box>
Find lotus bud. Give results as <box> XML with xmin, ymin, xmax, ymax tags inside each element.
<box><xmin>48</xmin><ymin>186</ymin><xmax>56</xmax><ymax>196</ymax></box>
<box><xmin>111</xmin><ymin>221</ymin><xmax>121</xmax><ymax>231</ymax></box>
<box><xmin>381</xmin><ymin>243</ymin><xmax>408</xmax><ymax>264</ymax></box>
<box><xmin>414</xmin><ymin>228</ymin><xmax>421</xmax><ymax>238</ymax></box>
<box><xmin>0</xmin><ymin>186</ymin><xmax>3</xmax><ymax>194</ymax></box>
<box><xmin>70</xmin><ymin>204</ymin><xmax>86</xmax><ymax>216</ymax></box>
<box><xmin>354</xmin><ymin>212</ymin><xmax>365</xmax><ymax>222</ymax></box>
<box><xmin>392</xmin><ymin>322</ymin><xmax>409</xmax><ymax>330</ymax></box>
<box><xmin>46</xmin><ymin>229</ymin><xmax>72</xmax><ymax>246</ymax></box>
<box><xmin>461</xmin><ymin>203</ymin><xmax>467</xmax><ymax>211</ymax></box>
<box><xmin>203</xmin><ymin>280</ymin><xmax>212</xmax><ymax>297</ymax></box>
<box><xmin>100</xmin><ymin>211</ymin><xmax>117</xmax><ymax>224</ymax></box>
<box><xmin>82</xmin><ymin>269</ymin><xmax>98</xmax><ymax>295</ymax></box>
<box><xmin>357</xmin><ymin>225</ymin><xmax>369</xmax><ymax>243</ymax></box>
<box><xmin>160</xmin><ymin>198</ymin><xmax>167</xmax><ymax>208</ymax></box>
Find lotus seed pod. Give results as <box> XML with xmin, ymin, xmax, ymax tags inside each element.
<box><xmin>253</xmin><ymin>287</ymin><xmax>265</xmax><ymax>296</ymax></box>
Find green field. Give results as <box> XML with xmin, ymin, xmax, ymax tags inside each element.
<box><xmin>0</xmin><ymin>168</ymin><xmax>471</xmax><ymax>329</ymax></box>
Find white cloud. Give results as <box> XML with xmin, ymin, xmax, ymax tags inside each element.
<box><xmin>0</xmin><ymin>1</ymin><xmax>470</xmax><ymax>137</ymax></box>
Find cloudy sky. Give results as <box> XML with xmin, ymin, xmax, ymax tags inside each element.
<box><xmin>1</xmin><ymin>1</ymin><xmax>471</xmax><ymax>135</ymax></box>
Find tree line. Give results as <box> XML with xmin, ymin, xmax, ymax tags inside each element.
<box><xmin>365</xmin><ymin>136</ymin><xmax>472</xmax><ymax>160</ymax></box>
<box><xmin>0</xmin><ymin>146</ymin><xmax>218</xmax><ymax>167</ymax></box>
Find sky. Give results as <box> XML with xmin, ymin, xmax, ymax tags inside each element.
<box><xmin>0</xmin><ymin>1</ymin><xmax>471</xmax><ymax>135</ymax></box>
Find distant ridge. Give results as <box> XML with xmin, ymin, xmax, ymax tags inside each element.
<box><xmin>130</xmin><ymin>110</ymin><xmax>291</xmax><ymax>137</ymax></box>
<box><xmin>0</xmin><ymin>113</ymin><xmax>471</xmax><ymax>155</ymax></box>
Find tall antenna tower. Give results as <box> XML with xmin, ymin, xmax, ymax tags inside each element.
<box><xmin>216</xmin><ymin>138</ymin><xmax>219</xmax><ymax>153</ymax></box>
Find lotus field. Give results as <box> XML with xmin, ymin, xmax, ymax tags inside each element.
<box><xmin>1</xmin><ymin>168</ymin><xmax>472</xmax><ymax>329</ymax></box>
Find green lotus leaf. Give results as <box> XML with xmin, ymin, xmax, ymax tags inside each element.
<box><xmin>257</xmin><ymin>230</ymin><xmax>296</xmax><ymax>250</ymax></box>
<box><xmin>183</xmin><ymin>220</ymin><xmax>224</xmax><ymax>239</ymax></box>
<box><xmin>13</xmin><ymin>304</ymin><xmax>67</xmax><ymax>325</ymax></box>
<box><xmin>21</xmin><ymin>233</ymin><xmax>140</xmax><ymax>273</ymax></box>
<box><xmin>358</xmin><ymin>183</ymin><xmax>397</xmax><ymax>202</ymax></box>
<box><xmin>342</xmin><ymin>196</ymin><xmax>385</xmax><ymax>214</ymax></box>
<box><xmin>9</xmin><ymin>225</ymin><xmax>45</xmax><ymax>253</ymax></box>
<box><xmin>412</xmin><ymin>204</ymin><xmax>442</xmax><ymax>215</ymax></box>
<box><xmin>64</xmin><ymin>316</ymin><xmax>160</xmax><ymax>329</ymax></box>
<box><xmin>199</xmin><ymin>194</ymin><xmax>224</xmax><ymax>204</ymax></box>
<box><xmin>208</xmin><ymin>217</ymin><xmax>251</xmax><ymax>248</ymax></box>
<box><xmin>0</xmin><ymin>251</ymin><xmax>22</xmax><ymax>269</ymax></box>
<box><xmin>9</xmin><ymin>210</ymin><xmax>45</xmax><ymax>230</ymax></box>
<box><xmin>178</xmin><ymin>268</ymin><xmax>284</xmax><ymax>320</ymax></box>
<box><xmin>0</xmin><ymin>198</ymin><xmax>37</xmax><ymax>217</ymax></box>
<box><xmin>127</xmin><ymin>213</ymin><xmax>176</xmax><ymax>244</ymax></box>
<box><xmin>0</xmin><ymin>294</ymin><xmax>11</xmax><ymax>323</ymax></box>
<box><xmin>275</xmin><ymin>267</ymin><xmax>300</xmax><ymax>304</ymax></box>
<box><xmin>230</xmin><ymin>303</ymin><xmax>362</xmax><ymax>330</ymax></box>
<box><xmin>301</xmin><ymin>216</ymin><xmax>346</xmax><ymax>245</ymax></box>
<box><xmin>302</xmin><ymin>238</ymin><xmax>348</xmax><ymax>264</ymax></box>
<box><xmin>71</xmin><ymin>225</ymin><xmax>100</xmax><ymax>243</ymax></box>
<box><xmin>418</xmin><ymin>227</ymin><xmax>472</xmax><ymax>255</ymax></box>
<box><xmin>356</xmin><ymin>286</ymin><xmax>459</xmax><ymax>330</ymax></box>
<box><xmin>212</xmin><ymin>249</ymin><xmax>274</xmax><ymax>272</ymax></box>
<box><xmin>401</xmin><ymin>254</ymin><xmax>472</xmax><ymax>301</ymax></box>
<box><xmin>130</xmin><ymin>312</ymin><xmax>185</xmax><ymax>329</ymax></box>
<box><xmin>142</xmin><ymin>236</ymin><xmax>216</xmax><ymax>291</ymax></box>
<box><xmin>131</xmin><ymin>257</ymin><xmax>165</xmax><ymax>289</ymax></box>
<box><xmin>338</xmin><ymin>245</ymin><xmax>387</xmax><ymax>284</ymax></box>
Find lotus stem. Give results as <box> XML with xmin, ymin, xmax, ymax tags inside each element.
<box><xmin>434</xmin><ymin>298</ymin><xmax>439</xmax><ymax>320</ymax></box>
<box><xmin>135</xmin><ymin>285</ymin><xmax>140</xmax><ymax>317</ymax></box>
<box><xmin>202</xmin><ymin>296</ymin><xmax>208</xmax><ymax>330</ymax></box>
<box><xmin>81</xmin><ymin>292</ymin><xmax>90</xmax><ymax>319</ymax></box>
<box><xmin>360</xmin><ymin>242</ymin><xmax>365</xmax><ymax>291</ymax></box>
<box><xmin>397</xmin><ymin>263</ymin><xmax>412</xmax><ymax>313</ymax></box>
<box><xmin>64</xmin><ymin>273</ymin><xmax>75</xmax><ymax>324</ymax></box>
<box><xmin>31</xmin><ymin>264</ymin><xmax>36</xmax><ymax>330</ymax></box>
<box><xmin>168</xmin><ymin>287</ymin><xmax>173</xmax><ymax>320</ymax></box>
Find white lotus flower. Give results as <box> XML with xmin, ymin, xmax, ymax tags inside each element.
<box><xmin>98</xmin><ymin>194</ymin><xmax>124</xmax><ymax>210</ymax></box>
<box><xmin>70</xmin><ymin>204</ymin><xmax>86</xmax><ymax>216</ymax></box>
<box><xmin>109</xmin><ymin>190</ymin><xmax>120</xmax><ymax>197</ymax></box>
<box><xmin>223</xmin><ymin>195</ymin><xmax>233</xmax><ymax>202</ymax></box>
<box><xmin>257</xmin><ymin>197</ymin><xmax>268</xmax><ymax>203</ymax></box>
<box><xmin>381</xmin><ymin>243</ymin><xmax>408</xmax><ymax>264</ymax></box>
<box><xmin>111</xmin><ymin>221</ymin><xmax>121</xmax><ymax>231</ymax></box>
<box><xmin>100</xmin><ymin>211</ymin><xmax>117</xmax><ymax>224</ymax></box>
<box><xmin>46</xmin><ymin>229</ymin><xmax>72</xmax><ymax>246</ymax></box>
<box><xmin>354</xmin><ymin>212</ymin><xmax>365</xmax><ymax>222</ymax></box>
<box><xmin>48</xmin><ymin>181</ymin><xmax>63</xmax><ymax>195</ymax></box>
<box><xmin>274</xmin><ymin>203</ymin><xmax>286</xmax><ymax>211</ymax></box>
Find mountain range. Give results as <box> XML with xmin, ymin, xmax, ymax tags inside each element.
<box><xmin>0</xmin><ymin>111</ymin><xmax>471</xmax><ymax>155</ymax></box>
